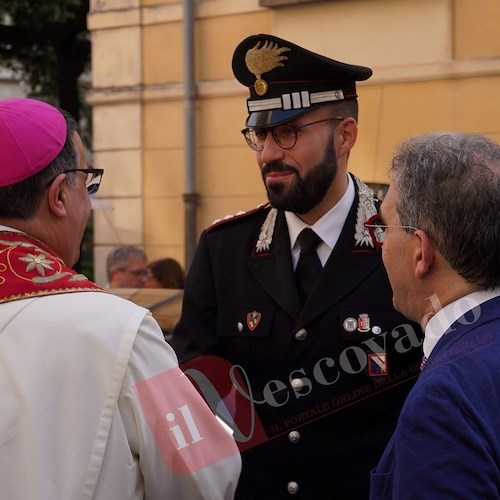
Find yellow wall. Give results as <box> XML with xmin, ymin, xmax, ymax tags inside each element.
<box><xmin>87</xmin><ymin>0</ymin><xmax>500</xmax><ymax>285</ymax></box>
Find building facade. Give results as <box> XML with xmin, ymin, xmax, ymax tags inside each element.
<box><xmin>87</xmin><ymin>0</ymin><xmax>500</xmax><ymax>285</ymax></box>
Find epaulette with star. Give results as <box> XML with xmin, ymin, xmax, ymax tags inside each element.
<box><xmin>206</xmin><ymin>203</ymin><xmax>271</xmax><ymax>232</ymax></box>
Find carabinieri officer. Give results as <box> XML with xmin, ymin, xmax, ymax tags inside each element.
<box><xmin>172</xmin><ymin>34</ymin><xmax>423</xmax><ymax>499</ymax></box>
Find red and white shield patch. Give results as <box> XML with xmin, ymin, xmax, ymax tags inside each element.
<box><xmin>246</xmin><ymin>311</ymin><xmax>261</xmax><ymax>331</ymax></box>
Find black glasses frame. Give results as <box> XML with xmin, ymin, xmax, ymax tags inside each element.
<box><xmin>241</xmin><ymin>117</ymin><xmax>345</xmax><ymax>151</ymax></box>
<box><xmin>62</xmin><ymin>168</ymin><xmax>104</xmax><ymax>195</ymax></box>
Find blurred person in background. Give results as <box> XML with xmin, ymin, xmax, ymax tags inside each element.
<box><xmin>107</xmin><ymin>245</ymin><xmax>148</xmax><ymax>288</ymax></box>
<box><xmin>145</xmin><ymin>258</ymin><xmax>186</xmax><ymax>289</ymax></box>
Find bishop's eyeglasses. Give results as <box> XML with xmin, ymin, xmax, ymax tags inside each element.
<box><xmin>65</xmin><ymin>168</ymin><xmax>104</xmax><ymax>195</ymax></box>
<box><xmin>241</xmin><ymin>117</ymin><xmax>345</xmax><ymax>151</ymax></box>
<box><xmin>47</xmin><ymin>168</ymin><xmax>104</xmax><ymax>195</ymax></box>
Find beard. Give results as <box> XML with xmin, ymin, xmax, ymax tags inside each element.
<box><xmin>261</xmin><ymin>138</ymin><xmax>337</xmax><ymax>215</ymax></box>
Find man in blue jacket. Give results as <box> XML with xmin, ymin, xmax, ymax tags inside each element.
<box><xmin>370</xmin><ymin>132</ymin><xmax>500</xmax><ymax>498</ymax></box>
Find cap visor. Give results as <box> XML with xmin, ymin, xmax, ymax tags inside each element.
<box><xmin>246</xmin><ymin>107</ymin><xmax>315</xmax><ymax>128</ymax></box>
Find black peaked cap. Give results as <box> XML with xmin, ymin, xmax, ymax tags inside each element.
<box><xmin>232</xmin><ymin>33</ymin><xmax>372</xmax><ymax>127</ymax></box>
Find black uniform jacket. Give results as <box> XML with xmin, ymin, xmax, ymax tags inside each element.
<box><xmin>172</xmin><ymin>177</ymin><xmax>423</xmax><ymax>499</ymax></box>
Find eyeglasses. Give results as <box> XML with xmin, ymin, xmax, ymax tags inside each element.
<box><xmin>47</xmin><ymin>168</ymin><xmax>104</xmax><ymax>195</ymax></box>
<box><xmin>64</xmin><ymin>168</ymin><xmax>104</xmax><ymax>195</ymax></box>
<box><xmin>364</xmin><ymin>216</ymin><xmax>418</xmax><ymax>247</ymax></box>
<box><xmin>241</xmin><ymin>117</ymin><xmax>345</xmax><ymax>151</ymax></box>
<box><xmin>130</xmin><ymin>268</ymin><xmax>148</xmax><ymax>278</ymax></box>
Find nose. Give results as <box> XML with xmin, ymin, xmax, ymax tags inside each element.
<box><xmin>258</xmin><ymin>130</ymin><xmax>286</xmax><ymax>165</ymax></box>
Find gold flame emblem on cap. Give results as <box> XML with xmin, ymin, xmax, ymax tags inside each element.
<box><xmin>245</xmin><ymin>41</ymin><xmax>291</xmax><ymax>96</ymax></box>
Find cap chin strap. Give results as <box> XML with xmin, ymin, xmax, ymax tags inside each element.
<box><xmin>248</xmin><ymin>89</ymin><xmax>345</xmax><ymax>113</ymax></box>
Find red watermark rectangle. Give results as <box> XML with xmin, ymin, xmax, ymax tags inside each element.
<box><xmin>133</xmin><ymin>366</ymin><xmax>239</xmax><ymax>474</ymax></box>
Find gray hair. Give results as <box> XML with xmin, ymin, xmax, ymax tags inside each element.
<box><xmin>106</xmin><ymin>245</ymin><xmax>147</xmax><ymax>280</ymax></box>
<box><xmin>390</xmin><ymin>132</ymin><xmax>500</xmax><ymax>289</ymax></box>
<box><xmin>0</xmin><ymin>109</ymin><xmax>79</xmax><ymax>220</ymax></box>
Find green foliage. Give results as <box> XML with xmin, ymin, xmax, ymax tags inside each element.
<box><xmin>0</xmin><ymin>0</ymin><xmax>90</xmax><ymax>118</ymax></box>
<box><xmin>0</xmin><ymin>0</ymin><xmax>84</xmax><ymax>25</ymax></box>
<box><xmin>0</xmin><ymin>0</ymin><xmax>94</xmax><ymax>275</ymax></box>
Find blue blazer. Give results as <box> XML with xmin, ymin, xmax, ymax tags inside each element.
<box><xmin>370</xmin><ymin>295</ymin><xmax>500</xmax><ymax>499</ymax></box>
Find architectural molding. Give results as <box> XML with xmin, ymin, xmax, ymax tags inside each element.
<box><xmin>88</xmin><ymin>0</ymin><xmax>262</xmax><ymax>29</ymax></box>
<box><xmin>371</xmin><ymin>58</ymin><xmax>500</xmax><ymax>85</ymax></box>
<box><xmin>87</xmin><ymin>58</ymin><xmax>500</xmax><ymax>105</ymax></box>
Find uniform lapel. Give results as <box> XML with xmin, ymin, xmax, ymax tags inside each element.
<box><xmin>298</xmin><ymin>185</ymin><xmax>382</xmax><ymax>325</ymax></box>
<box><xmin>242</xmin><ymin>177</ymin><xmax>380</xmax><ymax>324</ymax></box>
<box><xmin>242</xmin><ymin>210</ymin><xmax>301</xmax><ymax>320</ymax></box>
<box><xmin>298</xmin><ymin>241</ymin><xmax>382</xmax><ymax>325</ymax></box>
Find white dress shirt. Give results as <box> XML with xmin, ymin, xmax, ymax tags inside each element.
<box><xmin>285</xmin><ymin>173</ymin><xmax>355</xmax><ymax>269</ymax></box>
<box><xmin>424</xmin><ymin>288</ymin><xmax>500</xmax><ymax>358</ymax></box>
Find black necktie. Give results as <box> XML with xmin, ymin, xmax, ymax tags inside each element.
<box><xmin>295</xmin><ymin>228</ymin><xmax>322</xmax><ymax>304</ymax></box>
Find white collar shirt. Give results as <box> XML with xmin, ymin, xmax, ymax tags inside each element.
<box><xmin>285</xmin><ymin>173</ymin><xmax>355</xmax><ymax>269</ymax></box>
<box><xmin>423</xmin><ymin>288</ymin><xmax>500</xmax><ymax>358</ymax></box>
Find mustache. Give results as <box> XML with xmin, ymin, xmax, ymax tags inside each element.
<box><xmin>261</xmin><ymin>162</ymin><xmax>298</xmax><ymax>176</ymax></box>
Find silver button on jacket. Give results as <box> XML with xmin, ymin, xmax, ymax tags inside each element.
<box><xmin>287</xmin><ymin>481</ymin><xmax>299</xmax><ymax>495</ymax></box>
<box><xmin>295</xmin><ymin>328</ymin><xmax>307</xmax><ymax>340</ymax></box>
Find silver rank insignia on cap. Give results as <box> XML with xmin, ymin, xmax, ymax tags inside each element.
<box><xmin>367</xmin><ymin>353</ymin><xmax>388</xmax><ymax>377</ymax></box>
<box><xmin>245</xmin><ymin>41</ymin><xmax>291</xmax><ymax>96</ymax></box>
<box><xmin>247</xmin><ymin>311</ymin><xmax>261</xmax><ymax>331</ymax></box>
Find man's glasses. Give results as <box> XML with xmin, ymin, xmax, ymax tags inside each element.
<box><xmin>128</xmin><ymin>268</ymin><xmax>149</xmax><ymax>278</ymax></box>
<box><xmin>241</xmin><ymin>117</ymin><xmax>345</xmax><ymax>151</ymax></box>
<box><xmin>64</xmin><ymin>168</ymin><xmax>104</xmax><ymax>195</ymax></box>
<box><xmin>364</xmin><ymin>216</ymin><xmax>418</xmax><ymax>247</ymax></box>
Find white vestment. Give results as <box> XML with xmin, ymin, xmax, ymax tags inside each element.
<box><xmin>0</xmin><ymin>291</ymin><xmax>241</xmax><ymax>499</ymax></box>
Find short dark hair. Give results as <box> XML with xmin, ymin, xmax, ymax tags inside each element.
<box><xmin>391</xmin><ymin>132</ymin><xmax>500</xmax><ymax>289</ymax></box>
<box><xmin>329</xmin><ymin>99</ymin><xmax>359</xmax><ymax>122</ymax></box>
<box><xmin>0</xmin><ymin>109</ymin><xmax>79</xmax><ymax>220</ymax></box>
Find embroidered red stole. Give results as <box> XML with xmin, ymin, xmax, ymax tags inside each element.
<box><xmin>0</xmin><ymin>231</ymin><xmax>102</xmax><ymax>303</ymax></box>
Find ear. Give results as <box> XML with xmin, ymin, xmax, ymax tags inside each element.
<box><xmin>414</xmin><ymin>230</ymin><xmax>434</xmax><ymax>279</ymax></box>
<box><xmin>47</xmin><ymin>174</ymin><xmax>68</xmax><ymax>219</ymax></box>
<box><xmin>109</xmin><ymin>268</ymin><xmax>123</xmax><ymax>287</ymax></box>
<box><xmin>336</xmin><ymin>117</ymin><xmax>357</xmax><ymax>157</ymax></box>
